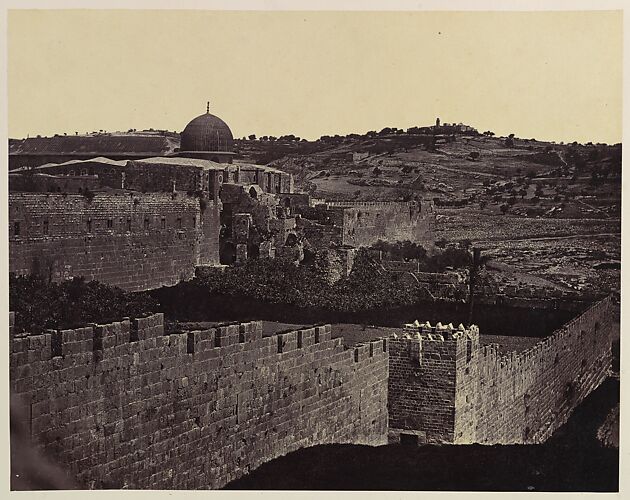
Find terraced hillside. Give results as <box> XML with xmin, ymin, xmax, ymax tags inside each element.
<box><xmin>246</xmin><ymin>130</ymin><xmax>620</xmax><ymax>296</ymax></box>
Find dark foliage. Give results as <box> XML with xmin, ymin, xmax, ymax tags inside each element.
<box><xmin>368</xmin><ymin>240</ymin><xmax>472</xmax><ymax>272</ymax></box>
<box><xmin>170</xmin><ymin>250</ymin><xmax>420</xmax><ymax>315</ymax></box>
<box><xmin>9</xmin><ymin>274</ymin><xmax>159</xmax><ymax>334</ymax></box>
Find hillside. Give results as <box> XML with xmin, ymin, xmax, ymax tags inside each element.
<box><xmin>243</xmin><ymin>130</ymin><xmax>621</xmax><ymax>297</ymax></box>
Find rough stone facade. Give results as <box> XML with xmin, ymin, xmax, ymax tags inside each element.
<box><xmin>323</xmin><ymin>201</ymin><xmax>435</xmax><ymax>248</ymax></box>
<box><xmin>9</xmin><ymin>172</ymin><xmax>102</xmax><ymax>193</ymax></box>
<box><xmin>388</xmin><ymin>296</ymin><xmax>613</xmax><ymax>445</ymax></box>
<box><xmin>9</xmin><ymin>315</ymin><xmax>388</xmax><ymax>489</ymax></box>
<box><xmin>9</xmin><ymin>192</ymin><xmax>220</xmax><ymax>291</ymax></box>
<box><xmin>14</xmin><ymin>158</ymin><xmax>291</xmax><ymax>199</ymax></box>
<box><xmin>388</xmin><ymin>328</ymin><xmax>458</xmax><ymax>443</ymax></box>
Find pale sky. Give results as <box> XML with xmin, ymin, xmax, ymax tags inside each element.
<box><xmin>7</xmin><ymin>10</ymin><xmax>623</xmax><ymax>144</ymax></box>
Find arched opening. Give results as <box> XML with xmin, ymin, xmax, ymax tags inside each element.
<box><xmin>249</xmin><ymin>187</ymin><xmax>258</xmax><ymax>199</ymax></box>
<box><xmin>283</xmin><ymin>197</ymin><xmax>291</xmax><ymax>208</ymax></box>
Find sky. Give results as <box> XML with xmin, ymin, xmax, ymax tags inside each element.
<box><xmin>7</xmin><ymin>9</ymin><xmax>623</xmax><ymax>144</ymax></box>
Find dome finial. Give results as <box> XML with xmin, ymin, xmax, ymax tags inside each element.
<box><xmin>206</xmin><ymin>101</ymin><xmax>210</xmax><ymax>114</ymax></box>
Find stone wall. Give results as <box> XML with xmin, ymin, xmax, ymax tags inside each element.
<box><xmin>296</xmin><ymin>200</ymin><xmax>435</xmax><ymax>252</ymax></box>
<box><xmin>388</xmin><ymin>297</ymin><xmax>613</xmax><ymax>445</ymax></box>
<box><xmin>454</xmin><ymin>296</ymin><xmax>613</xmax><ymax>444</ymax></box>
<box><xmin>388</xmin><ymin>331</ymin><xmax>458</xmax><ymax>444</ymax></box>
<box><xmin>9</xmin><ymin>173</ymin><xmax>102</xmax><ymax>193</ymax></box>
<box><xmin>9</xmin><ymin>192</ymin><xmax>220</xmax><ymax>292</ymax></box>
<box><xmin>336</xmin><ymin>201</ymin><xmax>435</xmax><ymax>248</ymax></box>
<box><xmin>9</xmin><ymin>315</ymin><xmax>389</xmax><ymax>489</ymax></box>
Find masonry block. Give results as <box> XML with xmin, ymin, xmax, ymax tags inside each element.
<box><xmin>277</xmin><ymin>331</ymin><xmax>298</xmax><ymax>354</ymax></box>
<box><xmin>227</xmin><ymin>324</ymin><xmax>240</xmax><ymax>345</ymax></box>
<box><xmin>354</xmin><ymin>344</ymin><xmax>370</xmax><ymax>363</ymax></box>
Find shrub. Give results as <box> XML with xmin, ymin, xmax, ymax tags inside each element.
<box><xmin>9</xmin><ymin>274</ymin><xmax>159</xmax><ymax>334</ymax></box>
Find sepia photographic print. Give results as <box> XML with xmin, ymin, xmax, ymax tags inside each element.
<box><xmin>4</xmin><ymin>3</ymin><xmax>625</xmax><ymax>494</ymax></box>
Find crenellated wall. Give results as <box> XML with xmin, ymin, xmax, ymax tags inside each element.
<box><xmin>454</xmin><ymin>296</ymin><xmax>613</xmax><ymax>444</ymax></box>
<box><xmin>388</xmin><ymin>297</ymin><xmax>614</xmax><ymax>445</ymax></box>
<box><xmin>9</xmin><ymin>315</ymin><xmax>388</xmax><ymax>489</ymax></box>
<box><xmin>9</xmin><ymin>192</ymin><xmax>220</xmax><ymax>291</ymax></box>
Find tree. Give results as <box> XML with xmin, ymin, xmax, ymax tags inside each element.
<box><xmin>248</xmin><ymin>134</ymin><xmax>257</xmax><ymax>140</ymax></box>
<box><xmin>459</xmin><ymin>239</ymin><xmax>473</xmax><ymax>250</ymax></box>
<box><xmin>468</xmin><ymin>151</ymin><xmax>480</xmax><ymax>161</ymax></box>
<box><xmin>372</xmin><ymin>166</ymin><xmax>382</xmax><ymax>177</ymax></box>
<box><xmin>435</xmin><ymin>238</ymin><xmax>448</xmax><ymax>249</ymax></box>
<box><xmin>590</xmin><ymin>170</ymin><xmax>600</xmax><ymax>186</ymax></box>
<box><xmin>505</xmin><ymin>133</ymin><xmax>515</xmax><ymax>147</ymax></box>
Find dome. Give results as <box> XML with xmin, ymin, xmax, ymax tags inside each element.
<box><xmin>180</xmin><ymin>112</ymin><xmax>234</xmax><ymax>152</ymax></box>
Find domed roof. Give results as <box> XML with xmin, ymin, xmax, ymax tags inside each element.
<box><xmin>180</xmin><ymin>111</ymin><xmax>234</xmax><ymax>152</ymax></box>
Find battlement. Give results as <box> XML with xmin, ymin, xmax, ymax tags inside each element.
<box><xmin>11</xmin><ymin>314</ymin><xmax>391</xmax><ymax>373</ymax></box>
<box><xmin>10</xmin><ymin>313</ymin><xmax>389</xmax><ymax>489</ymax></box>
<box><xmin>398</xmin><ymin>321</ymin><xmax>479</xmax><ymax>342</ymax></box>
<box><xmin>324</xmin><ymin>201</ymin><xmax>418</xmax><ymax>208</ymax></box>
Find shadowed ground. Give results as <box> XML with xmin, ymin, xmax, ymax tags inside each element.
<box><xmin>224</xmin><ymin>377</ymin><xmax>619</xmax><ymax>492</ymax></box>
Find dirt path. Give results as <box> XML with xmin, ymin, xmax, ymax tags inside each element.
<box><xmin>474</xmin><ymin>232</ymin><xmax>620</xmax><ymax>243</ymax></box>
<box><xmin>575</xmin><ymin>198</ymin><xmax>610</xmax><ymax>218</ymax></box>
<box><xmin>413</xmin><ymin>160</ymin><xmax>502</xmax><ymax>179</ymax></box>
